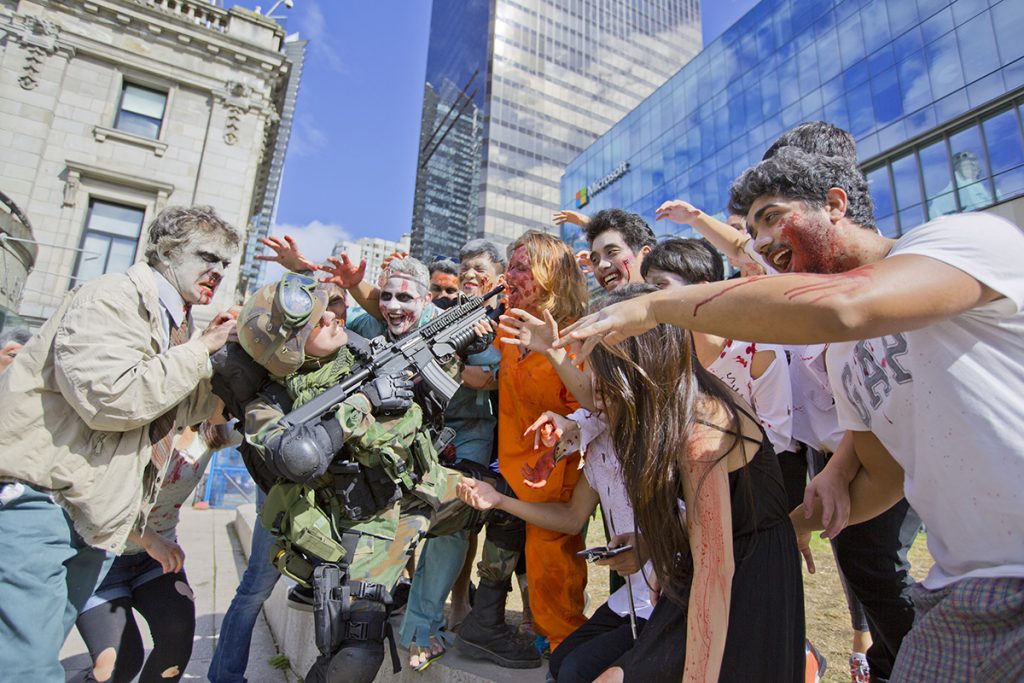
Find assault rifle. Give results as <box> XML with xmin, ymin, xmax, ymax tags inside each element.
<box><xmin>279</xmin><ymin>284</ymin><xmax>504</xmax><ymax>430</ymax></box>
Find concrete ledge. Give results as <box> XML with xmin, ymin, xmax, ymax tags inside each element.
<box><xmin>234</xmin><ymin>505</ymin><xmax>548</xmax><ymax>683</ymax></box>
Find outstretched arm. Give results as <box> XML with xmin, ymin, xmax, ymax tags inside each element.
<box><xmin>656</xmin><ymin>200</ymin><xmax>765</xmax><ymax>271</ymax></box>
<box><xmin>320</xmin><ymin>254</ymin><xmax>383</xmax><ymax>320</ymax></box>
<box><xmin>457</xmin><ymin>475</ymin><xmax>599</xmax><ymax>535</ymax></box>
<box><xmin>559</xmin><ymin>254</ymin><xmax>1003</xmax><ymax>356</ymax></box>
<box><xmin>500</xmin><ymin>308</ymin><xmax>596</xmax><ymax>409</ymax></box>
<box><xmin>256</xmin><ymin>235</ymin><xmax>322</xmax><ymax>273</ymax></box>
<box><xmin>793</xmin><ymin>429</ymin><xmax>904</xmax><ymax>537</ymax></box>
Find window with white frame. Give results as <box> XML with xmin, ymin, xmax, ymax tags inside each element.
<box><xmin>70</xmin><ymin>200</ymin><xmax>146</xmax><ymax>288</ymax></box>
<box><xmin>114</xmin><ymin>83</ymin><xmax>168</xmax><ymax>139</ymax></box>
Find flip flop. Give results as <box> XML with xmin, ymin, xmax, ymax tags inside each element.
<box><xmin>411</xmin><ymin>637</ymin><xmax>446</xmax><ymax>672</ymax></box>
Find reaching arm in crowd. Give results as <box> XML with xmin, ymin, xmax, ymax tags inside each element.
<box><xmin>499</xmin><ymin>307</ymin><xmax>596</xmax><ymax>409</ymax></box>
<box><xmin>320</xmin><ymin>253</ymin><xmax>383</xmax><ymax>319</ymax></box>
<box><xmin>655</xmin><ymin>200</ymin><xmax>768</xmax><ymax>274</ymax></box>
<box><xmin>256</xmin><ymin>235</ymin><xmax>322</xmax><ymax>273</ymax></box>
<box><xmin>792</xmin><ymin>430</ymin><xmax>905</xmax><ymax>573</ymax></box>
<box><xmin>52</xmin><ymin>287</ymin><xmax>233</xmax><ymax>432</ymax></box>
<box><xmin>559</xmin><ymin>253</ymin><xmax>1003</xmax><ymax>354</ymax></box>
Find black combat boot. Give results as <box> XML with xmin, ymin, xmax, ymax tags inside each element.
<box><xmin>455</xmin><ymin>578</ymin><xmax>542</xmax><ymax>668</ymax></box>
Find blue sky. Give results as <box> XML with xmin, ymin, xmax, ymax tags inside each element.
<box><xmin>229</xmin><ymin>0</ymin><xmax>758</xmax><ymax>264</ymax></box>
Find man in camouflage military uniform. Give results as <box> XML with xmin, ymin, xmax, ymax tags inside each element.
<box><xmin>236</xmin><ymin>269</ymin><xmax>530</xmax><ymax>683</ymax></box>
<box><xmin>330</xmin><ymin>255</ymin><xmax>539</xmax><ymax>669</ymax></box>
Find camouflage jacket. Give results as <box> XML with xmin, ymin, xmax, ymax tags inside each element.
<box><xmin>244</xmin><ymin>348</ymin><xmax>453</xmax><ymax>515</ymax></box>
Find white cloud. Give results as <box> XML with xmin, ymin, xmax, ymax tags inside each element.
<box><xmin>258</xmin><ymin>219</ymin><xmax>351</xmax><ymax>284</ymax></box>
<box><xmin>287</xmin><ymin>112</ymin><xmax>328</xmax><ymax>159</ymax></box>
<box><xmin>297</xmin><ymin>1</ymin><xmax>346</xmax><ymax>75</ymax></box>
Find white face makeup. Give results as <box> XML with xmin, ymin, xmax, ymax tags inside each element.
<box><xmin>163</xmin><ymin>233</ymin><xmax>234</xmax><ymax>306</ymax></box>
<box><xmin>379</xmin><ymin>275</ymin><xmax>428</xmax><ymax>336</ymax></box>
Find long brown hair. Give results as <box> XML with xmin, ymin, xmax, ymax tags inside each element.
<box><xmin>509</xmin><ymin>230</ymin><xmax>588</xmax><ymax>325</ymax></box>
<box><xmin>589</xmin><ymin>284</ymin><xmax>750</xmax><ymax>600</ymax></box>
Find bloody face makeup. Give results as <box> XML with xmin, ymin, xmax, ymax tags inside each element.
<box><xmin>505</xmin><ymin>246</ymin><xmax>542</xmax><ymax>312</ymax></box>
<box><xmin>458</xmin><ymin>255</ymin><xmax>500</xmax><ymax>297</ymax></box>
<box><xmin>379</xmin><ymin>275</ymin><xmax>428</xmax><ymax>336</ymax></box>
<box><xmin>590</xmin><ymin>230</ymin><xmax>643</xmax><ymax>292</ymax></box>
<box><xmin>304</xmin><ymin>310</ymin><xmax>348</xmax><ymax>357</ymax></box>
<box><xmin>429</xmin><ymin>272</ymin><xmax>460</xmax><ymax>301</ymax></box>
<box><xmin>163</xmin><ymin>233</ymin><xmax>234</xmax><ymax>305</ymax></box>
<box><xmin>749</xmin><ymin>198</ymin><xmax>852</xmax><ymax>275</ymax></box>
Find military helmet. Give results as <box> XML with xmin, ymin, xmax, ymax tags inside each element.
<box><xmin>238</xmin><ymin>272</ymin><xmax>329</xmax><ymax>377</ymax></box>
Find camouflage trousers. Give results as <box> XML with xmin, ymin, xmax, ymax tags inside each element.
<box><xmin>342</xmin><ymin>467</ymin><xmax>520</xmax><ymax>617</ymax></box>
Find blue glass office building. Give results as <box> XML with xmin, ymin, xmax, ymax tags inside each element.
<box><xmin>560</xmin><ymin>0</ymin><xmax>1024</xmax><ymax>249</ymax></box>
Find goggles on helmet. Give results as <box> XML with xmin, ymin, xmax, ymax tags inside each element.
<box><xmin>256</xmin><ymin>272</ymin><xmax>320</xmax><ymax>368</ymax></box>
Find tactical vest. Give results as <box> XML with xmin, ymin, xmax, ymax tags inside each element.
<box><xmin>259</xmin><ymin>411</ymin><xmax>440</xmax><ymax>586</ymax></box>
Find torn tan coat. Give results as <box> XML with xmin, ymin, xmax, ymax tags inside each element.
<box><xmin>0</xmin><ymin>262</ymin><xmax>217</xmax><ymax>552</ymax></box>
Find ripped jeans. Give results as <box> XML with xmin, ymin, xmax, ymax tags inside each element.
<box><xmin>68</xmin><ymin>552</ymin><xmax>196</xmax><ymax>683</ymax></box>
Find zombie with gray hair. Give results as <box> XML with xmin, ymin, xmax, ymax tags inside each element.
<box><xmin>0</xmin><ymin>204</ymin><xmax>240</xmax><ymax>680</ymax></box>
<box><xmin>560</xmin><ymin>126</ymin><xmax>1024</xmax><ymax>682</ymax></box>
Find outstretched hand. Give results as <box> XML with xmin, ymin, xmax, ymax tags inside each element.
<box><xmin>256</xmin><ymin>235</ymin><xmax>321</xmax><ymax>272</ymax></box>
<box><xmin>524</xmin><ymin>410</ymin><xmax>577</xmax><ymax>450</ymax></box>
<box><xmin>499</xmin><ymin>308</ymin><xmax>559</xmax><ymax>354</ymax></box>
<box><xmin>554</xmin><ymin>291</ymin><xmax>663</xmax><ymax>361</ymax></box>
<box><xmin>552</xmin><ymin>210</ymin><xmax>590</xmax><ymax>227</ymax></box>
<box><xmin>803</xmin><ymin>467</ymin><xmax>853</xmax><ymax>540</ymax></box>
<box><xmin>521</xmin><ymin>449</ymin><xmax>556</xmax><ymax>488</ymax></box>
<box><xmin>654</xmin><ymin>199</ymin><xmax>703</xmax><ymax>226</ymax></box>
<box><xmin>457</xmin><ymin>477</ymin><xmax>503</xmax><ymax>511</ymax></box>
<box><xmin>320</xmin><ymin>253</ymin><xmax>367</xmax><ymax>290</ymax></box>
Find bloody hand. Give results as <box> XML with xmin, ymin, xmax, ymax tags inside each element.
<box><xmin>522</xmin><ymin>448</ymin><xmax>556</xmax><ymax>488</ymax></box>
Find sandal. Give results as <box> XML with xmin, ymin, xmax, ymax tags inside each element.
<box><xmin>410</xmin><ymin>636</ymin><xmax>446</xmax><ymax>672</ymax></box>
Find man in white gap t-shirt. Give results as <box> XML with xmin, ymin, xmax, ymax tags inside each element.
<box><xmin>558</xmin><ymin>145</ymin><xmax>1024</xmax><ymax>682</ymax></box>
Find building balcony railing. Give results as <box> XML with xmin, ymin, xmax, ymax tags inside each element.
<box><xmin>143</xmin><ymin>0</ymin><xmax>229</xmax><ymax>33</ymax></box>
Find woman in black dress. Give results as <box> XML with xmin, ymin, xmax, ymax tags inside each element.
<box><xmin>587</xmin><ymin>284</ymin><xmax>804</xmax><ymax>683</ymax></box>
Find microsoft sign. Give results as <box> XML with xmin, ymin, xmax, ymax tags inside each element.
<box><xmin>575</xmin><ymin>162</ymin><xmax>630</xmax><ymax>208</ymax></box>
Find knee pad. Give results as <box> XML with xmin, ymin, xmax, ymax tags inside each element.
<box><xmin>326</xmin><ymin>640</ymin><xmax>384</xmax><ymax>683</ymax></box>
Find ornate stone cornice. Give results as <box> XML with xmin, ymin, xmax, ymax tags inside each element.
<box><xmin>215</xmin><ymin>79</ymin><xmax>277</xmax><ymax>145</ymax></box>
<box><xmin>0</xmin><ymin>12</ymin><xmax>76</xmax><ymax>90</ymax></box>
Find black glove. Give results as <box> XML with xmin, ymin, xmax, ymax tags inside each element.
<box><xmin>362</xmin><ymin>374</ymin><xmax>415</xmax><ymax>416</ymax></box>
<box><xmin>210</xmin><ymin>342</ymin><xmax>268</xmax><ymax>420</ymax></box>
<box><xmin>463</xmin><ymin>323</ymin><xmax>496</xmax><ymax>356</ymax></box>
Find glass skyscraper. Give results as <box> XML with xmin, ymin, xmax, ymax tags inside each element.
<box><xmin>560</xmin><ymin>0</ymin><xmax>1024</xmax><ymax>251</ymax></box>
<box><xmin>411</xmin><ymin>0</ymin><xmax>704</xmax><ymax>260</ymax></box>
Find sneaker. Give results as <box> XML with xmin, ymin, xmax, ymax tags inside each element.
<box><xmin>849</xmin><ymin>653</ymin><xmax>870</xmax><ymax>683</ymax></box>
<box><xmin>805</xmin><ymin>639</ymin><xmax>827</xmax><ymax>683</ymax></box>
<box><xmin>287</xmin><ymin>583</ymin><xmax>315</xmax><ymax>612</ymax></box>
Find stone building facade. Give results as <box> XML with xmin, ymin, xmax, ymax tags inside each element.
<box><xmin>0</xmin><ymin>0</ymin><xmax>297</xmax><ymax>326</ymax></box>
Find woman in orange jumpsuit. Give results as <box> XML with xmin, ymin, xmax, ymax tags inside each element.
<box><xmin>497</xmin><ymin>230</ymin><xmax>590</xmax><ymax>650</ymax></box>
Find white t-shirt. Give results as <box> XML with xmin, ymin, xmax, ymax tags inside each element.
<box><xmin>789</xmin><ymin>344</ymin><xmax>844</xmax><ymax>453</ymax></box>
<box><xmin>826</xmin><ymin>213</ymin><xmax>1024</xmax><ymax>589</ymax></box>
<box><xmin>569</xmin><ymin>408</ymin><xmax>656</xmax><ymax>620</ymax></box>
<box><xmin>706</xmin><ymin>339</ymin><xmax>794</xmax><ymax>454</ymax></box>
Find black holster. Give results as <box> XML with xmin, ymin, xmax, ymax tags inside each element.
<box><xmin>311</xmin><ymin>561</ymin><xmax>401</xmax><ymax>673</ymax></box>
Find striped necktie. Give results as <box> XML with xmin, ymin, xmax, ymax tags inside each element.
<box><xmin>149</xmin><ymin>305</ymin><xmax>191</xmax><ymax>469</ymax></box>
